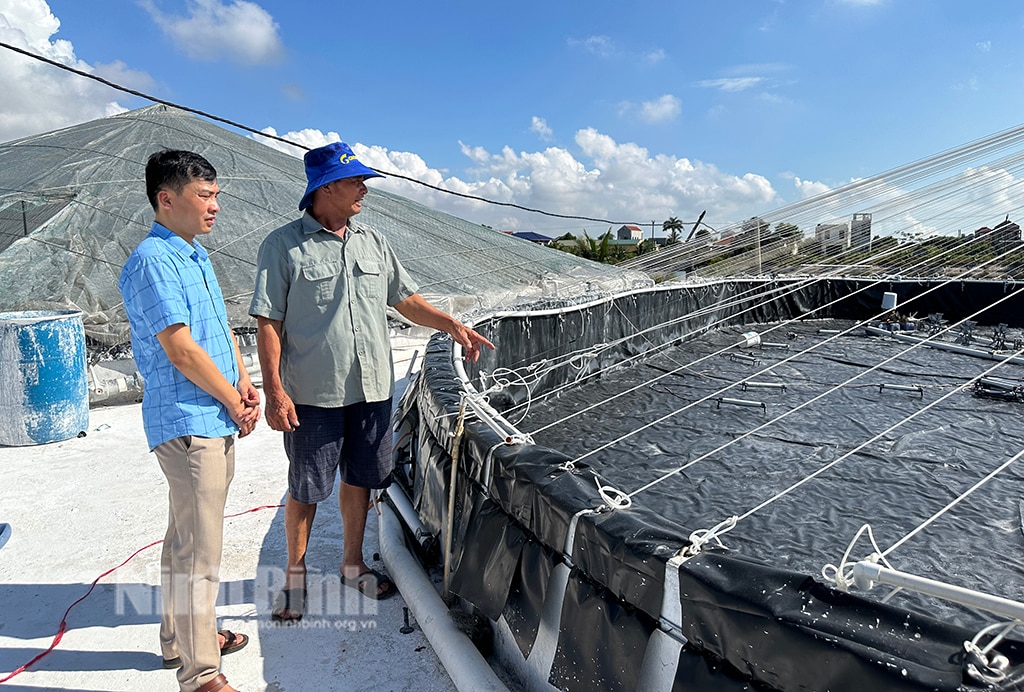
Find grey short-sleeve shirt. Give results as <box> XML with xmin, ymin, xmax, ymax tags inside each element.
<box><xmin>249</xmin><ymin>212</ymin><xmax>418</xmax><ymax>406</ymax></box>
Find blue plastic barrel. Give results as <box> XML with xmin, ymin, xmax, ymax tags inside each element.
<box><xmin>0</xmin><ymin>310</ymin><xmax>89</xmax><ymax>446</ymax></box>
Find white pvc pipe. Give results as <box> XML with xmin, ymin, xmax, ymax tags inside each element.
<box><xmin>852</xmin><ymin>562</ymin><xmax>1024</xmax><ymax>622</ymax></box>
<box><xmin>384</xmin><ymin>484</ymin><xmax>434</xmax><ymax>552</ymax></box>
<box><xmin>865</xmin><ymin>326</ymin><xmax>1024</xmax><ymax>365</ymax></box>
<box><xmin>741</xmin><ymin>381</ymin><xmax>788</xmax><ymax>391</ymax></box>
<box><xmin>378</xmin><ymin>502</ymin><xmax>508</xmax><ymax>692</ymax></box>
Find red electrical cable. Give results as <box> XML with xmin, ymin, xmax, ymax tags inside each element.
<box><xmin>0</xmin><ymin>503</ymin><xmax>284</xmax><ymax>684</ymax></box>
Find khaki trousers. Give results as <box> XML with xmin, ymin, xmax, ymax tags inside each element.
<box><xmin>154</xmin><ymin>435</ymin><xmax>235</xmax><ymax>692</ymax></box>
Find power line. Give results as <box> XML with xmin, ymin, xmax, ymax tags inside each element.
<box><xmin>0</xmin><ymin>40</ymin><xmax>643</xmax><ymax>228</ymax></box>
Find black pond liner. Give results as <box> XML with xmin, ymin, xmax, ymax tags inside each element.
<box><xmin>392</xmin><ymin>277</ymin><xmax>1024</xmax><ymax>691</ymax></box>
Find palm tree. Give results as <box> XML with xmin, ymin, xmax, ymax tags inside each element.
<box><xmin>574</xmin><ymin>230</ymin><xmax>597</xmax><ymax>259</ymax></box>
<box><xmin>596</xmin><ymin>229</ymin><xmax>614</xmax><ymax>263</ymax></box>
<box><xmin>663</xmin><ymin>216</ymin><xmax>684</xmax><ymax>245</ymax></box>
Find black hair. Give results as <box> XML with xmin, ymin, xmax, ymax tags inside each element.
<box><xmin>145</xmin><ymin>149</ymin><xmax>217</xmax><ymax>210</ymax></box>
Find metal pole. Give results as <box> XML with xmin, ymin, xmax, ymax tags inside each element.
<box><xmin>853</xmin><ymin>562</ymin><xmax>1024</xmax><ymax>622</ymax></box>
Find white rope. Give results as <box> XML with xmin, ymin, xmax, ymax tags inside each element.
<box><xmin>607</xmin><ymin>252</ymin><xmax>1024</xmax><ymax>500</ymax></box>
<box><xmin>451</xmin><ymin>387</ymin><xmax>534</xmax><ymax>446</ymax></box>
<box><xmin>584</xmin><ymin>284</ymin><xmax>1024</xmax><ymax>569</ymax></box>
<box><xmin>821</xmin><ymin>523</ymin><xmax>896</xmax><ymax>593</ymax></box>
<box><xmin>969</xmin><ymin>621</ymin><xmax>1022</xmax><ymax>656</ymax></box>
<box><xmin>880</xmin><ymin>446</ymin><xmax>1024</xmax><ymax>560</ymax></box>
<box><xmin>503</xmin><ymin>233</ymin><xmax>931</xmax><ymax>428</ymax></box>
<box><xmin>679</xmin><ymin>516</ymin><xmax>738</xmax><ymax>559</ymax></box>
<box><xmin>814</xmin><ymin>449</ymin><xmax>1024</xmax><ymax>627</ymax></box>
<box><xmin>557</xmin><ymin>459</ymin><xmax>579</xmax><ymax>474</ymax></box>
<box><xmin>521</xmin><ymin>273</ymin><xmax>876</xmax><ymax>417</ymax></box>
<box><xmin>478</xmin><ymin>341</ymin><xmax>610</xmax><ymax>425</ymax></box>
<box><xmin>964</xmin><ymin>619</ymin><xmax>1022</xmax><ymax>684</ymax></box>
<box><xmin>623</xmin><ymin>133</ymin><xmax>1024</xmax><ymax>279</ymax></box>
<box><xmin>730</xmin><ymin>337</ymin><xmax>1024</xmax><ymax>526</ymax></box>
<box><xmin>527</xmin><ymin>231</ymin><xmax>1017</xmax><ymax>440</ymax></box>
<box><xmin>595</xmin><ymin>479</ymin><xmax>632</xmax><ymax>511</ymax></box>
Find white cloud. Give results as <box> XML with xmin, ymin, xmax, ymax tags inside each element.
<box><xmin>728</xmin><ymin>62</ymin><xmax>788</xmax><ymax>76</ymax></box>
<box><xmin>2</xmin><ymin>3</ymin><xmax>780</xmax><ymax>236</ymax></box>
<box><xmin>254</xmin><ymin>126</ymin><xmax>337</xmax><ymax>158</ymax></box>
<box><xmin>952</xmin><ymin>76</ymin><xmax>980</xmax><ymax>92</ymax></box>
<box><xmin>617</xmin><ymin>95</ymin><xmax>682</xmax><ymax>124</ymax></box>
<box><xmin>645</xmin><ymin>48</ymin><xmax>666</xmax><ymax>65</ymax></box>
<box><xmin>639</xmin><ymin>95</ymin><xmax>681</xmax><ymax>123</ymax></box>
<box><xmin>251</xmin><ymin>125</ymin><xmax>779</xmax><ymax>234</ymax></box>
<box><xmin>93</xmin><ymin>60</ymin><xmax>154</xmax><ymax>92</ymax></box>
<box><xmin>976</xmin><ymin>40</ymin><xmax>991</xmax><ymax>52</ymax></box>
<box><xmin>568</xmin><ymin>35</ymin><xmax>615</xmax><ymax>57</ymax></box>
<box><xmin>530</xmin><ymin>116</ymin><xmax>553</xmax><ymax>141</ymax></box>
<box><xmin>569</xmin><ymin>35</ymin><xmax>670</xmax><ymax>69</ymax></box>
<box><xmin>793</xmin><ymin>176</ymin><xmax>832</xmax><ymax>199</ymax></box>
<box><xmin>139</xmin><ymin>0</ymin><xmax>284</xmax><ymax>65</ymax></box>
<box><xmin>0</xmin><ymin>0</ymin><xmax>132</xmax><ymax>143</ymax></box>
<box><xmin>697</xmin><ymin>77</ymin><xmax>764</xmax><ymax>92</ymax></box>
<box><xmin>955</xmin><ymin>166</ymin><xmax>1019</xmax><ymax>217</ymax></box>
<box><xmin>778</xmin><ymin>164</ymin><xmax>1024</xmax><ymax>240</ymax></box>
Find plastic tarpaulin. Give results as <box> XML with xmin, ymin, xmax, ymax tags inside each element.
<box><xmin>0</xmin><ymin>105</ymin><xmax>651</xmax><ymax>350</ymax></box>
<box><xmin>393</xmin><ymin>277</ymin><xmax>1024</xmax><ymax>691</ymax></box>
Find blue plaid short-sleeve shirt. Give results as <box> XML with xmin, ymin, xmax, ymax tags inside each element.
<box><xmin>119</xmin><ymin>223</ymin><xmax>239</xmax><ymax>450</ymax></box>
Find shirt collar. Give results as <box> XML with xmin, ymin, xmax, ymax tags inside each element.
<box><xmin>301</xmin><ymin>210</ymin><xmax>365</xmax><ymax>237</ymax></box>
<box><xmin>150</xmin><ymin>222</ymin><xmax>208</xmax><ymax>261</ymax></box>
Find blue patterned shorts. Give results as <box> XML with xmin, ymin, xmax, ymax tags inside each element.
<box><xmin>283</xmin><ymin>399</ymin><xmax>393</xmax><ymax>503</ymax></box>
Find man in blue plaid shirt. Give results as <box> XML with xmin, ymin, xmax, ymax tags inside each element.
<box><xmin>119</xmin><ymin>150</ymin><xmax>260</xmax><ymax>692</ymax></box>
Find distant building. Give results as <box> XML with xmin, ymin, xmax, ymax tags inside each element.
<box><xmin>508</xmin><ymin>231</ymin><xmax>553</xmax><ymax>245</ymax></box>
<box><xmin>850</xmin><ymin>213</ymin><xmax>872</xmax><ymax>250</ymax></box>
<box><xmin>616</xmin><ymin>225</ymin><xmax>644</xmax><ymax>241</ymax></box>
<box><xmin>975</xmin><ymin>216</ymin><xmax>1021</xmax><ymax>244</ymax></box>
<box><xmin>815</xmin><ymin>222</ymin><xmax>850</xmax><ymax>253</ymax></box>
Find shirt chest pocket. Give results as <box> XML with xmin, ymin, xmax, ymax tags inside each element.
<box><xmin>301</xmin><ymin>261</ymin><xmax>343</xmax><ymax>305</ymax></box>
<box><xmin>353</xmin><ymin>258</ymin><xmax>384</xmax><ymax>302</ymax></box>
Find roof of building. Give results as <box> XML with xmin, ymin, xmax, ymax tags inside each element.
<box><xmin>509</xmin><ymin>231</ymin><xmax>552</xmax><ymax>243</ymax></box>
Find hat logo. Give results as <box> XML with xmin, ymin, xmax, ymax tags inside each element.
<box><xmin>339</xmin><ymin>153</ymin><xmax>356</xmax><ymax>164</ymax></box>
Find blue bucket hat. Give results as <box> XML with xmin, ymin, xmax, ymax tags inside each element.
<box><xmin>299</xmin><ymin>142</ymin><xmax>383</xmax><ymax>211</ymax></box>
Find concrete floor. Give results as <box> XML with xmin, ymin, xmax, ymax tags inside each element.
<box><xmin>0</xmin><ymin>338</ymin><xmax>461</xmax><ymax>692</ymax></box>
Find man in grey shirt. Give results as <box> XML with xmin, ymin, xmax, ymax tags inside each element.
<box><xmin>250</xmin><ymin>142</ymin><xmax>493</xmax><ymax>621</ymax></box>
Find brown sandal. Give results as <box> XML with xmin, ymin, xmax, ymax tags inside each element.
<box><xmin>195</xmin><ymin>673</ymin><xmax>229</xmax><ymax>692</ymax></box>
<box><xmin>162</xmin><ymin>629</ymin><xmax>248</xmax><ymax>668</ymax></box>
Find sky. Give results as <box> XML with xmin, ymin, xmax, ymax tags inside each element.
<box><xmin>2</xmin><ymin>0</ymin><xmax>1024</xmax><ymax>237</ymax></box>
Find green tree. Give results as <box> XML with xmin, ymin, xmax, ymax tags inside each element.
<box><xmin>550</xmin><ymin>228</ymin><xmax>629</xmax><ymax>265</ymax></box>
<box><xmin>774</xmin><ymin>222</ymin><xmax>801</xmax><ymax>239</ymax></box>
<box><xmin>596</xmin><ymin>229</ymin><xmax>615</xmax><ymax>262</ymax></box>
<box><xmin>662</xmin><ymin>216</ymin><xmax>684</xmax><ymax>244</ymax></box>
<box><xmin>637</xmin><ymin>239</ymin><xmax>658</xmax><ymax>255</ymax></box>
<box><xmin>574</xmin><ymin>231</ymin><xmax>597</xmax><ymax>260</ymax></box>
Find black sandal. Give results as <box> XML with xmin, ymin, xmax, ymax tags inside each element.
<box><xmin>340</xmin><ymin>568</ymin><xmax>398</xmax><ymax>601</ymax></box>
<box><xmin>271</xmin><ymin>587</ymin><xmax>306</xmax><ymax>623</ymax></box>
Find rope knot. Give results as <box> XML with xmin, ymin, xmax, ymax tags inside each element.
<box><xmin>681</xmin><ymin>516</ymin><xmax>738</xmax><ymax>559</ymax></box>
<box><xmin>595</xmin><ymin>480</ymin><xmax>632</xmax><ymax>511</ymax></box>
